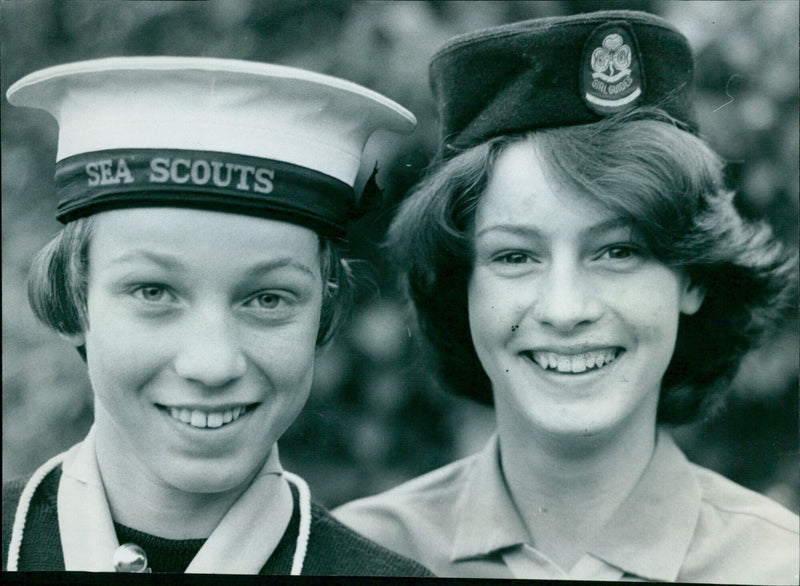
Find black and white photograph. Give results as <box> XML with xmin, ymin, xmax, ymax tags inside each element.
<box><xmin>2</xmin><ymin>1</ymin><xmax>798</xmax><ymax>581</ymax></box>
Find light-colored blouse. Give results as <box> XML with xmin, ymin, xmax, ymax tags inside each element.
<box><xmin>334</xmin><ymin>430</ymin><xmax>799</xmax><ymax>583</ymax></box>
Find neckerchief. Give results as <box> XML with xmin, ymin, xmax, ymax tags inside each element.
<box><xmin>56</xmin><ymin>426</ymin><xmax>293</xmax><ymax>573</ymax></box>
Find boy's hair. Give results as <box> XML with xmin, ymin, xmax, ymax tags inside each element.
<box><xmin>28</xmin><ymin>215</ymin><xmax>354</xmax><ymax>352</ymax></box>
<box><xmin>387</xmin><ymin>108</ymin><xmax>795</xmax><ymax>425</ymax></box>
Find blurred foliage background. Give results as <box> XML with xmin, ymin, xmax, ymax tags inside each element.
<box><xmin>2</xmin><ymin>0</ymin><xmax>798</xmax><ymax>514</ymax></box>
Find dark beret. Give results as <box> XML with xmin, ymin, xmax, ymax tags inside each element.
<box><xmin>430</xmin><ymin>10</ymin><xmax>696</xmax><ymax>158</ymax></box>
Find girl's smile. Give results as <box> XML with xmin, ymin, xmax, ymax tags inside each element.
<box><xmin>468</xmin><ymin>139</ymin><xmax>704</xmax><ymax>440</ymax></box>
<box><xmin>523</xmin><ymin>347</ymin><xmax>624</xmax><ymax>375</ymax></box>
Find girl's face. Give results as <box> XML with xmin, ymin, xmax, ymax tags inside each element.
<box><xmin>74</xmin><ymin>208</ymin><xmax>323</xmax><ymax>494</ymax></box>
<box><xmin>468</xmin><ymin>141</ymin><xmax>704</xmax><ymax>442</ymax></box>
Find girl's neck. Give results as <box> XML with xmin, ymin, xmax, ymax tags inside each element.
<box><xmin>494</xmin><ymin>401</ymin><xmax>658</xmax><ymax>570</ymax></box>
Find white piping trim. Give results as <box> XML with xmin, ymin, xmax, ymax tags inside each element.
<box><xmin>281</xmin><ymin>471</ymin><xmax>311</xmax><ymax>576</ymax></box>
<box><xmin>9</xmin><ymin>452</ymin><xmax>312</xmax><ymax>575</ymax></box>
<box><xmin>7</xmin><ymin>452</ymin><xmax>68</xmax><ymax>571</ymax></box>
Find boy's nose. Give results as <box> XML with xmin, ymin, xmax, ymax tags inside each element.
<box><xmin>531</xmin><ymin>264</ymin><xmax>603</xmax><ymax>332</ymax></box>
<box><xmin>174</xmin><ymin>311</ymin><xmax>247</xmax><ymax>387</ymax></box>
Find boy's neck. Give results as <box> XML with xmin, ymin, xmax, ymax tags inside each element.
<box><xmin>93</xmin><ymin>428</ymin><xmax>264</xmax><ymax>540</ymax></box>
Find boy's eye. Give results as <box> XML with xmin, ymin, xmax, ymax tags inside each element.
<box><xmin>133</xmin><ymin>285</ymin><xmax>171</xmax><ymax>303</ymax></box>
<box><xmin>247</xmin><ymin>292</ymin><xmax>283</xmax><ymax>310</ymax></box>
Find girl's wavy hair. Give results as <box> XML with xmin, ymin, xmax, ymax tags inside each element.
<box><xmin>28</xmin><ymin>215</ymin><xmax>355</xmax><ymax>358</ymax></box>
<box><xmin>387</xmin><ymin>108</ymin><xmax>796</xmax><ymax>425</ymax></box>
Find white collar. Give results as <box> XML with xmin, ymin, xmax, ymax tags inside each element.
<box><xmin>8</xmin><ymin>427</ymin><xmax>311</xmax><ymax>574</ymax></box>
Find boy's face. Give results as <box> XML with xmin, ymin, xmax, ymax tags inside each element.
<box><xmin>76</xmin><ymin>207</ymin><xmax>322</xmax><ymax>494</ymax></box>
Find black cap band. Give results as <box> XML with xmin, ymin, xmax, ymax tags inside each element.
<box><xmin>55</xmin><ymin>149</ymin><xmax>355</xmax><ymax>237</ymax></box>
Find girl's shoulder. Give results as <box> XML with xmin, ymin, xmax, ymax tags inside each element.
<box><xmin>302</xmin><ymin>500</ymin><xmax>433</xmax><ymax>576</ymax></box>
<box><xmin>690</xmin><ymin>462</ymin><xmax>798</xmax><ymax>534</ymax></box>
<box><xmin>683</xmin><ymin>461</ymin><xmax>798</xmax><ymax>584</ymax></box>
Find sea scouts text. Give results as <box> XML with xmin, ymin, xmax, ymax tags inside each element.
<box><xmin>85</xmin><ymin>157</ymin><xmax>276</xmax><ymax>194</ymax></box>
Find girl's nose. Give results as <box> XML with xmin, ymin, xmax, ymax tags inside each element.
<box><xmin>531</xmin><ymin>262</ymin><xmax>603</xmax><ymax>332</ymax></box>
<box><xmin>173</xmin><ymin>310</ymin><xmax>247</xmax><ymax>387</ymax></box>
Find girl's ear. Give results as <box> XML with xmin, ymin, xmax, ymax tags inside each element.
<box><xmin>680</xmin><ymin>278</ymin><xmax>706</xmax><ymax>316</ymax></box>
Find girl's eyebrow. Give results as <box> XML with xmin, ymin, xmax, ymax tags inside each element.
<box><xmin>474</xmin><ymin>218</ymin><xmax>635</xmax><ymax>241</ymax></box>
<box><xmin>582</xmin><ymin>218</ymin><xmax>637</xmax><ymax>239</ymax></box>
<box><xmin>473</xmin><ymin>224</ymin><xmax>546</xmax><ymax>242</ymax></box>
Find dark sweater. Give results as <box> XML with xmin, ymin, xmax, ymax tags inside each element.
<box><xmin>2</xmin><ymin>467</ymin><xmax>433</xmax><ymax>576</ymax></box>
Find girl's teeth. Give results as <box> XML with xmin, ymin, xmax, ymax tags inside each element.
<box><xmin>167</xmin><ymin>406</ymin><xmax>247</xmax><ymax>428</ymax></box>
<box><xmin>570</xmin><ymin>354</ymin><xmax>587</xmax><ymax>373</ymax></box>
<box><xmin>531</xmin><ymin>349</ymin><xmax>619</xmax><ymax>373</ymax></box>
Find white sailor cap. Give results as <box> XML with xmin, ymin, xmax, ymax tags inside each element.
<box><xmin>6</xmin><ymin>56</ymin><xmax>417</xmax><ymax>237</ymax></box>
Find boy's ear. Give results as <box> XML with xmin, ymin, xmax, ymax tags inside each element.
<box><xmin>59</xmin><ymin>332</ymin><xmax>85</xmax><ymax>347</ymax></box>
<box><xmin>680</xmin><ymin>278</ymin><xmax>706</xmax><ymax>316</ymax></box>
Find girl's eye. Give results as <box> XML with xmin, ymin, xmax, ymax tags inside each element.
<box><xmin>606</xmin><ymin>246</ymin><xmax>634</xmax><ymax>259</ymax></box>
<box><xmin>498</xmin><ymin>252</ymin><xmax>531</xmax><ymax>264</ymax></box>
<box><xmin>598</xmin><ymin>244</ymin><xmax>644</xmax><ymax>263</ymax></box>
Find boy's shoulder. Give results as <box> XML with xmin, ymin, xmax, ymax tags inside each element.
<box><xmin>3</xmin><ymin>475</ymin><xmax>28</xmax><ymax>563</ymax></box>
<box><xmin>304</xmin><ymin>500</ymin><xmax>433</xmax><ymax>576</ymax></box>
<box><xmin>3</xmin><ymin>467</ymin><xmax>63</xmax><ymax>571</ymax></box>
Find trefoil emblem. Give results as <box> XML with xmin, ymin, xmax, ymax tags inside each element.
<box><xmin>581</xmin><ymin>25</ymin><xmax>644</xmax><ymax>115</ymax></box>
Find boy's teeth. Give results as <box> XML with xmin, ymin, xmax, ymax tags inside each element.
<box><xmin>531</xmin><ymin>349</ymin><xmax>619</xmax><ymax>373</ymax></box>
<box><xmin>167</xmin><ymin>406</ymin><xmax>247</xmax><ymax>428</ymax></box>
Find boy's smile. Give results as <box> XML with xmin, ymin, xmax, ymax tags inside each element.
<box><xmin>158</xmin><ymin>403</ymin><xmax>256</xmax><ymax>429</ymax></box>
<box><xmin>73</xmin><ymin>207</ymin><xmax>323</xmax><ymax>496</ymax></box>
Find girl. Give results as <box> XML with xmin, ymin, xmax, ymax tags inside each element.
<box><xmin>334</xmin><ymin>10</ymin><xmax>799</xmax><ymax>583</ymax></box>
<box><xmin>2</xmin><ymin>56</ymin><xmax>430</xmax><ymax>576</ymax></box>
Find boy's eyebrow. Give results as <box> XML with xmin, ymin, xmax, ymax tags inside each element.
<box><xmin>243</xmin><ymin>258</ymin><xmax>317</xmax><ymax>280</ymax></box>
<box><xmin>109</xmin><ymin>251</ymin><xmax>317</xmax><ymax>279</ymax></box>
<box><xmin>109</xmin><ymin>250</ymin><xmax>184</xmax><ymax>271</ymax></box>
